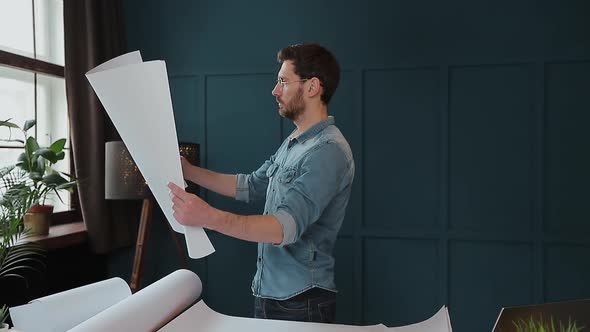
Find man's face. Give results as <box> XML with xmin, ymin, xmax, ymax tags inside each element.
<box><xmin>272</xmin><ymin>61</ymin><xmax>306</xmax><ymax>121</ymax></box>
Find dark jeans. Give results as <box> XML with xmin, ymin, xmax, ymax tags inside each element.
<box><xmin>254</xmin><ymin>288</ymin><xmax>337</xmax><ymax>323</ymax></box>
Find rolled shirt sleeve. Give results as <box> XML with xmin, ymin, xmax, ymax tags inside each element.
<box><xmin>235</xmin><ymin>156</ymin><xmax>275</xmax><ymax>203</ymax></box>
<box><xmin>235</xmin><ymin>173</ymin><xmax>252</xmax><ymax>202</ymax></box>
<box><xmin>272</xmin><ymin>209</ymin><xmax>297</xmax><ymax>246</ymax></box>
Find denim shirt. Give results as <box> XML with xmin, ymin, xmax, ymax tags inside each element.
<box><xmin>235</xmin><ymin>116</ymin><xmax>355</xmax><ymax>300</ymax></box>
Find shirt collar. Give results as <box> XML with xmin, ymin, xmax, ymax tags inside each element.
<box><xmin>288</xmin><ymin>116</ymin><xmax>335</xmax><ymax>145</ymax></box>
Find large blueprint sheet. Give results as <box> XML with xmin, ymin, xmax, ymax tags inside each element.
<box><xmin>86</xmin><ymin>51</ymin><xmax>214</xmax><ymax>259</ymax></box>
<box><xmin>11</xmin><ymin>270</ymin><xmax>452</xmax><ymax>332</ymax></box>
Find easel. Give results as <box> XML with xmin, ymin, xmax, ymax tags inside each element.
<box><xmin>129</xmin><ymin>198</ymin><xmax>188</xmax><ymax>293</ymax></box>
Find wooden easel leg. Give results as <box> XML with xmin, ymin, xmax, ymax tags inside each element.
<box><xmin>163</xmin><ymin>216</ymin><xmax>188</xmax><ymax>269</ymax></box>
<box><xmin>130</xmin><ymin>198</ymin><xmax>153</xmax><ymax>293</ymax></box>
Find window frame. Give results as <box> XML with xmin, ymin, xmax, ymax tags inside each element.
<box><xmin>1</xmin><ymin>45</ymin><xmax>79</xmax><ymax>224</ymax></box>
<box><xmin>0</xmin><ymin>49</ymin><xmax>63</xmax><ymax>77</ymax></box>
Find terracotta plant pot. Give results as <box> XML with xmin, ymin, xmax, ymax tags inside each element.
<box><xmin>23</xmin><ymin>204</ymin><xmax>54</xmax><ymax>236</ymax></box>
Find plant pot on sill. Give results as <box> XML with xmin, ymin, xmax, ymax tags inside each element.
<box><xmin>23</xmin><ymin>204</ymin><xmax>54</xmax><ymax>236</ymax></box>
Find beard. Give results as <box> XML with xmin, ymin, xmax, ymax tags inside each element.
<box><xmin>278</xmin><ymin>87</ymin><xmax>305</xmax><ymax>121</ymax></box>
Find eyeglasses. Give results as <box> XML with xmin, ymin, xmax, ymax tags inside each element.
<box><xmin>275</xmin><ymin>78</ymin><xmax>308</xmax><ymax>89</ymax></box>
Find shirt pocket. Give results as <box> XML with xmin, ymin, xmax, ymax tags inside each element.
<box><xmin>276</xmin><ymin>167</ymin><xmax>296</xmax><ymax>184</ymax></box>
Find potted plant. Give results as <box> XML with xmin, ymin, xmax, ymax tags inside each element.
<box><xmin>0</xmin><ymin>174</ymin><xmax>46</xmax><ymax>330</ymax></box>
<box><xmin>0</xmin><ymin>119</ymin><xmax>76</xmax><ymax>235</ymax></box>
<box><xmin>513</xmin><ymin>315</ymin><xmax>584</xmax><ymax>332</ymax></box>
<box><xmin>0</xmin><ymin>124</ymin><xmax>48</xmax><ymax>329</ymax></box>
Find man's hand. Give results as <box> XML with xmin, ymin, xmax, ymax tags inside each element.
<box><xmin>169</xmin><ymin>182</ymin><xmax>283</xmax><ymax>244</ymax></box>
<box><xmin>168</xmin><ymin>182</ymin><xmax>219</xmax><ymax>228</ymax></box>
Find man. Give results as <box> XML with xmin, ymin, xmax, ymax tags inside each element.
<box><xmin>168</xmin><ymin>43</ymin><xmax>354</xmax><ymax>323</ymax></box>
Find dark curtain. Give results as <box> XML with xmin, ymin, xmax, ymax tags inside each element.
<box><xmin>64</xmin><ymin>0</ymin><xmax>140</xmax><ymax>253</ymax></box>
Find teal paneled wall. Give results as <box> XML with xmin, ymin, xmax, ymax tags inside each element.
<box><xmin>450</xmin><ymin>65</ymin><xmax>534</xmax><ymax>232</ymax></box>
<box><xmin>117</xmin><ymin>1</ymin><xmax>590</xmax><ymax>330</ymax></box>
<box><xmin>365</xmin><ymin>239</ymin><xmax>440</xmax><ymax>326</ymax></box>
<box><xmin>544</xmin><ymin>62</ymin><xmax>590</xmax><ymax>234</ymax></box>
<box><xmin>449</xmin><ymin>242</ymin><xmax>534</xmax><ymax>332</ymax></box>
<box><xmin>364</xmin><ymin>68</ymin><xmax>440</xmax><ymax>230</ymax></box>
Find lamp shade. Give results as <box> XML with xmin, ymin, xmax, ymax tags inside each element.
<box><xmin>105</xmin><ymin>141</ymin><xmax>200</xmax><ymax>200</ymax></box>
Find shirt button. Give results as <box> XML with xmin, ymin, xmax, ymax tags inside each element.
<box><xmin>258</xmin><ymin>257</ymin><xmax>262</xmax><ymax>262</ymax></box>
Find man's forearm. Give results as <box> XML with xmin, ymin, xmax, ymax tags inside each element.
<box><xmin>187</xmin><ymin>166</ymin><xmax>237</xmax><ymax>198</ymax></box>
<box><xmin>209</xmin><ymin>210</ymin><xmax>284</xmax><ymax>245</ymax></box>
<box><xmin>168</xmin><ymin>181</ymin><xmax>283</xmax><ymax>243</ymax></box>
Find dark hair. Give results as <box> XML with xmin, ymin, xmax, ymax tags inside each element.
<box><xmin>277</xmin><ymin>43</ymin><xmax>340</xmax><ymax>105</ymax></box>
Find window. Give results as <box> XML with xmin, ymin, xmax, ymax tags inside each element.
<box><xmin>0</xmin><ymin>0</ymin><xmax>71</xmax><ymax>213</ymax></box>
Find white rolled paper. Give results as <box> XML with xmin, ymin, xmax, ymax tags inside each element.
<box><xmin>10</xmin><ymin>277</ymin><xmax>130</xmax><ymax>332</ymax></box>
<box><xmin>68</xmin><ymin>269</ymin><xmax>201</xmax><ymax>332</ymax></box>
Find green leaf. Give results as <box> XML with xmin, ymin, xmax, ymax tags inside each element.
<box><xmin>56</xmin><ymin>180</ymin><xmax>77</xmax><ymax>191</ymax></box>
<box><xmin>0</xmin><ymin>265</ymin><xmax>43</xmax><ymax>282</ymax></box>
<box><xmin>25</xmin><ymin>136</ymin><xmax>40</xmax><ymax>151</ymax></box>
<box><xmin>0</xmin><ymin>165</ymin><xmax>15</xmax><ymax>178</ymax></box>
<box><xmin>49</xmin><ymin>138</ymin><xmax>66</xmax><ymax>153</ymax></box>
<box><xmin>42</xmin><ymin>172</ymin><xmax>68</xmax><ymax>186</ymax></box>
<box><xmin>59</xmin><ymin>171</ymin><xmax>75</xmax><ymax>178</ymax></box>
<box><xmin>25</xmin><ymin>136</ymin><xmax>40</xmax><ymax>169</ymax></box>
<box><xmin>23</xmin><ymin>119</ymin><xmax>36</xmax><ymax>132</ymax></box>
<box><xmin>29</xmin><ymin>171</ymin><xmax>43</xmax><ymax>181</ymax></box>
<box><xmin>0</xmin><ymin>273</ymin><xmax>26</xmax><ymax>281</ymax></box>
<box><xmin>0</xmin><ymin>305</ymin><xmax>8</xmax><ymax>325</ymax></box>
<box><xmin>0</xmin><ymin>119</ymin><xmax>20</xmax><ymax>129</ymax></box>
<box><xmin>36</xmin><ymin>156</ymin><xmax>46</xmax><ymax>174</ymax></box>
<box><xmin>0</xmin><ymin>274</ymin><xmax>28</xmax><ymax>288</ymax></box>
<box><xmin>55</xmin><ymin>150</ymin><xmax>65</xmax><ymax>161</ymax></box>
<box><xmin>5</xmin><ymin>245</ymin><xmax>44</xmax><ymax>257</ymax></box>
<box><xmin>16</xmin><ymin>152</ymin><xmax>29</xmax><ymax>170</ymax></box>
<box><xmin>1</xmin><ymin>257</ymin><xmax>45</xmax><ymax>271</ymax></box>
<box><xmin>34</xmin><ymin>148</ymin><xmax>58</xmax><ymax>164</ymax></box>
